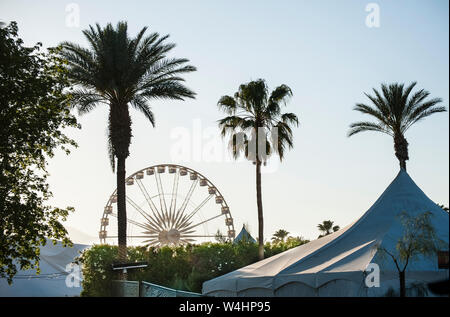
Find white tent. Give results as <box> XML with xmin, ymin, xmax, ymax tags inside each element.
<box><xmin>0</xmin><ymin>240</ymin><xmax>88</xmax><ymax>297</ymax></box>
<box><xmin>203</xmin><ymin>170</ymin><xmax>449</xmax><ymax>297</ymax></box>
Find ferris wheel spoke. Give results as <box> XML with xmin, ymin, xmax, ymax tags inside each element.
<box><xmin>179</xmin><ymin>229</ymin><xmax>195</xmax><ymax>235</ymax></box>
<box><xmin>180</xmin><ymin>238</ymin><xmax>195</xmax><ymax>244</ymax></box>
<box><xmin>169</xmin><ymin>171</ymin><xmax>180</xmax><ymax>226</ymax></box>
<box><xmin>135</xmin><ymin>179</ymin><xmax>161</xmax><ymax>220</ymax></box>
<box><xmin>110</xmin><ymin>212</ymin><xmax>151</xmax><ymax>232</ymax></box>
<box><xmin>142</xmin><ymin>236</ymin><xmax>158</xmax><ymax>241</ymax></box>
<box><xmin>105</xmin><ymin>235</ymin><xmax>156</xmax><ymax>239</ymax></box>
<box><xmin>136</xmin><ymin>180</ymin><xmax>167</xmax><ymax>230</ymax></box>
<box><xmin>177</xmin><ymin>194</ymin><xmax>214</xmax><ymax>229</ymax></box>
<box><xmin>140</xmin><ymin>220</ymin><xmax>161</xmax><ymax>234</ymax></box>
<box><xmin>126</xmin><ymin>196</ymin><xmax>165</xmax><ymax>232</ymax></box>
<box><xmin>144</xmin><ymin>223</ymin><xmax>161</xmax><ymax>234</ymax></box>
<box><xmin>155</xmin><ymin>169</ymin><xmax>168</xmax><ymax>218</ymax></box>
<box><xmin>181</xmin><ymin>235</ymin><xmax>218</xmax><ymax>238</ymax></box>
<box><xmin>142</xmin><ymin>228</ymin><xmax>159</xmax><ymax>235</ymax></box>
<box><xmin>126</xmin><ymin>196</ymin><xmax>164</xmax><ymax>232</ymax></box>
<box><xmin>143</xmin><ymin>239</ymin><xmax>160</xmax><ymax>247</ymax></box>
<box><xmin>147</xmin><ymin>202</ymin><xmax>167</xmax><ymax>232</ymax></box>
<box><xmin>173</xmin><ymin>178</ymin><xmax>198</xmax><ymax>227</ymax></box>
<box><xmin>109</xmin><ymin>235</ymin><xmax>159</xmax><ymax>238</ymax></box>
<box><xmin>181</xmin><ymin>213</ymin><xmax>223</xmax><ymax>232</ymax></box>
<box><xmin>175</xmin><ymin>213</ymin><xmax>191</xmax><ymax>231</ymax></box>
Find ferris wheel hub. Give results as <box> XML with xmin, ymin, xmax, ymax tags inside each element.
<box><xmin>168</xmin><ymin>228</ymin><xmax>181</xmax><ymax>244</ymax></box>
<box><xmin>157</xmin><ymin>229</ymin><xmax>181</xmax><ymax>245</ymax></box>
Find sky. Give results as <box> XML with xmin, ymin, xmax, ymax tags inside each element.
<box><xmin>1</xmin><ymin>0</ymin><xmax>448</xmax><ymax>243</ymax></box>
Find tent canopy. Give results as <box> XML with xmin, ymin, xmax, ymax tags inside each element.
<box><xmin>203</xmin><ymin>170</ymin><xmax>449</xmax><ymax>297</ymax></box>
<box><xmin>234</xmin><ymin>225</ymin><xmax>256</xmax><ymax>244</ymax></box>
<box><xmin>0</xmin><ymin>239</ymin><xmax>88</xmax><ymax>297</ymax></box>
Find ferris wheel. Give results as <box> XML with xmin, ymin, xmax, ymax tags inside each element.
<box><xmin>99</xmin><ymin>164</ymin><xmax>235</xmax><ymax>247</ymax></box>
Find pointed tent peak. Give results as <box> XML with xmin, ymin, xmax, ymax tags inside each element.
<box><xmin>373</xmin><ymin>167</ymin><xmax>432</xmax><ymax>206</ymax></box>
<box><xmin>395</xmin><ymin>166</ymin><xmax>413</xmax><ymax>180</ymax></box>
<box><xmin>351</xmin><ymin>167</ymin><xmax>449</xmax><ymax>240</ymax></box>
<box><xmin>394</xmin><ymin>169</ymin><xmax>448</xmax><ymax>213</ymax></box>
<box><xmin>234</xmin><ymin>225</ymin><xmax>256</xmax><ymax>244</ymax></box>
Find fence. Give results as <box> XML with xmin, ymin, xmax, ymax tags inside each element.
<box><xmin>112</xmin><ymin>280</ymin><xmax>203</xmax><ymax>297</ymax></box>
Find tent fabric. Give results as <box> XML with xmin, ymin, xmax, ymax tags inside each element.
<box><xmin>234</xmin><ymin>226</ymin><xmax>256</xmax><ymax>244</ymax></box>
<box><xmin>203</xmin><ymin>170</ymin><xmax>449</xmax><ymax>297</ymax></box>
<box><xmin>0</xmin><ymin>240</ymin><xmax>88</xmax><ymax>297</ymax></box>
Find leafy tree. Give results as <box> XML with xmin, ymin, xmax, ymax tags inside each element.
<box><xmin>217</xmin><ymin>79</ymin><xmax>299</xmax><ymax>260</ymax></box>
<box><xmin>378</xmin><ymin>211</ymin><xmax>443</xmax><ymax>297</ymax></box>
<box><xmin>59</xmin><ymin>21</ymin><xmax>196</xmax><ymax>263</ymax></box>
<box><xmin>317</xmin><ymin>220</ymin><xmax>340</xmax><ymax>238</ymax></box>
<box><xmin>348</xmin><ymin>82</ymin><xmax>446</xmax><ymax>170</ymax></box>
<box><xmin>0</xmin><ymin>22</ymin><xmax>79</xmax><ymax>283</ymax></box>
<box><xmin>271</xmin><ymin>229</ymin><xmax>290</xmax><ymax>243</ymax></box>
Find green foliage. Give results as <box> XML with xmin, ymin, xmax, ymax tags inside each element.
<box><xmin>78</xmin><ymin>239</ymin><xmax>308</xmax><ymax>296</ymax></box>
<box><xmin>217</xmin><ymin>79</ymin><xmax>299</xmax><ymax>163</ymax></box>
<box><xmin>317</xmin><ymin>220</ymin><xmax>340</xmax><ymax>238</ymax></box>
<box><xmin>75</xmin><ymin>245</ymin><xmax>117</xmax><ymax>297</ymax></box>
<box><xmin>348</xmin><ymin>82</ymin><xmax>446</xmax><ymax>169</ymax></box>
<box><xmin>378</xmin><ymin>211</ymin><xmax>443</xmax><ymax>278</ymax></box>
<box><xmin>0</xmin><ymin>22</ymin><xmax>79</xmax><ymax>283</ymax></box>
<box><xmin>395</xmin><ymin>211</ymin><xmax>441</xmax><ymax>264</ymax></box>
<box><xmin>348</xmin><ymin>82</ymin><xmax>446</xmax><ymax>138</ymax></box>
<box><xmin>265</xmin><ymin>236</ymin><xmax>309</xmax><ymax>257</ymax></box>
<box><xmin>271</xmin><ymin>229</ymin><xmax>290</xmax><ymax>243</ymax></box>
<box><xmin>59</xmin><ymin>21</ymin><xmax>197</xmax><ymax>170</ymax></box>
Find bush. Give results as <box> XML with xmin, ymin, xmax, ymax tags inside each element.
<box><xmin>77</xmin><ymin>239</ymin><xmax>307</xmax><ymax>296</ymax></box>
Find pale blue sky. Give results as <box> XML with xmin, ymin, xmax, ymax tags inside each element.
<box><xmin>1</xmin><ymin>0</ymin><xmax>448</xmax><ymax>242</ymax></box>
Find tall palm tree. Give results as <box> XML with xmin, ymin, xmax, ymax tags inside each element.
<box><xmin>59</xmin><ymin>22</ymin><xmax>196</xmax><ymax>262</ymax></box>
<box><xmin>317</xmin><ymin>220</ymin><xmax>339</xmax><ymax>238</ymax></box>
<box><xmin>217</xmin><ymin>79</ymin><xmax>299</xmax><ymax>260</ymax></box>
<box><xmin>272</xmin><ymin>229</ymin><xmax>290</xmax><ymax>243</ymax></box>
<box><xmin>348</xmin><ymin>82</ymin><xmax>446</xmax><ymax>170</ymax></box>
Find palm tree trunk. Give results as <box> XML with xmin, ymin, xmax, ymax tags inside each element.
<box><xmin>394</xmin><ymin>133</ymin><xmax>409</xmax><ymax>171</ymax></box>
<box><xmin>116</xmin><ymin>155</ymin><xmax>127</xmax><ymax>266</ymax></box>
<box><xmin>256</xmin><ymin>160</ymin><xmax>264</xmax><ymax>260</ymax></box>
<box><xmin>109</xmin><ymin>103</ymin><xmax>132</xmax><ymax>276</ymax></box>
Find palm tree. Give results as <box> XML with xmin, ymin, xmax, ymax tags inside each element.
<box><xmin>317</xmin><ymin>220</ymin><xmax>339</xmax><ymax>238</ymax></box>
<box><xmin>348</xmin><ymin>82</ymin><xmax>446</xmax><ymax>171</ymax></box>
<box><xmin>217</xmin><ymin>79</ymin><xmax>299</xmax><ymax>260</ymax></box>
<box><xmin>59</xmin><ymin>22</ymin><xmax>196</xmax><ymax>263</ymax></box>
<box><xmin>272</xmin><ymin>229</ymin><xmax>290</xmax><ymax>243</ymax></box>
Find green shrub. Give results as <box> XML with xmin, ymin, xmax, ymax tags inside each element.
<box><xmin>78</xmin><ymin>239</ymin><xmax>307</xmax><ymax>296</ymax></box>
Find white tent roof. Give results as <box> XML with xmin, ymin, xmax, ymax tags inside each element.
<box><xmin>0</xmin><ymin>240</ymin><xmax>88</xmax><ymax>297</ymax></box>
<box><xmin>203</xmin><ymin>170</ymin><xmax>449</xmax><ymax>297</ymax></box>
